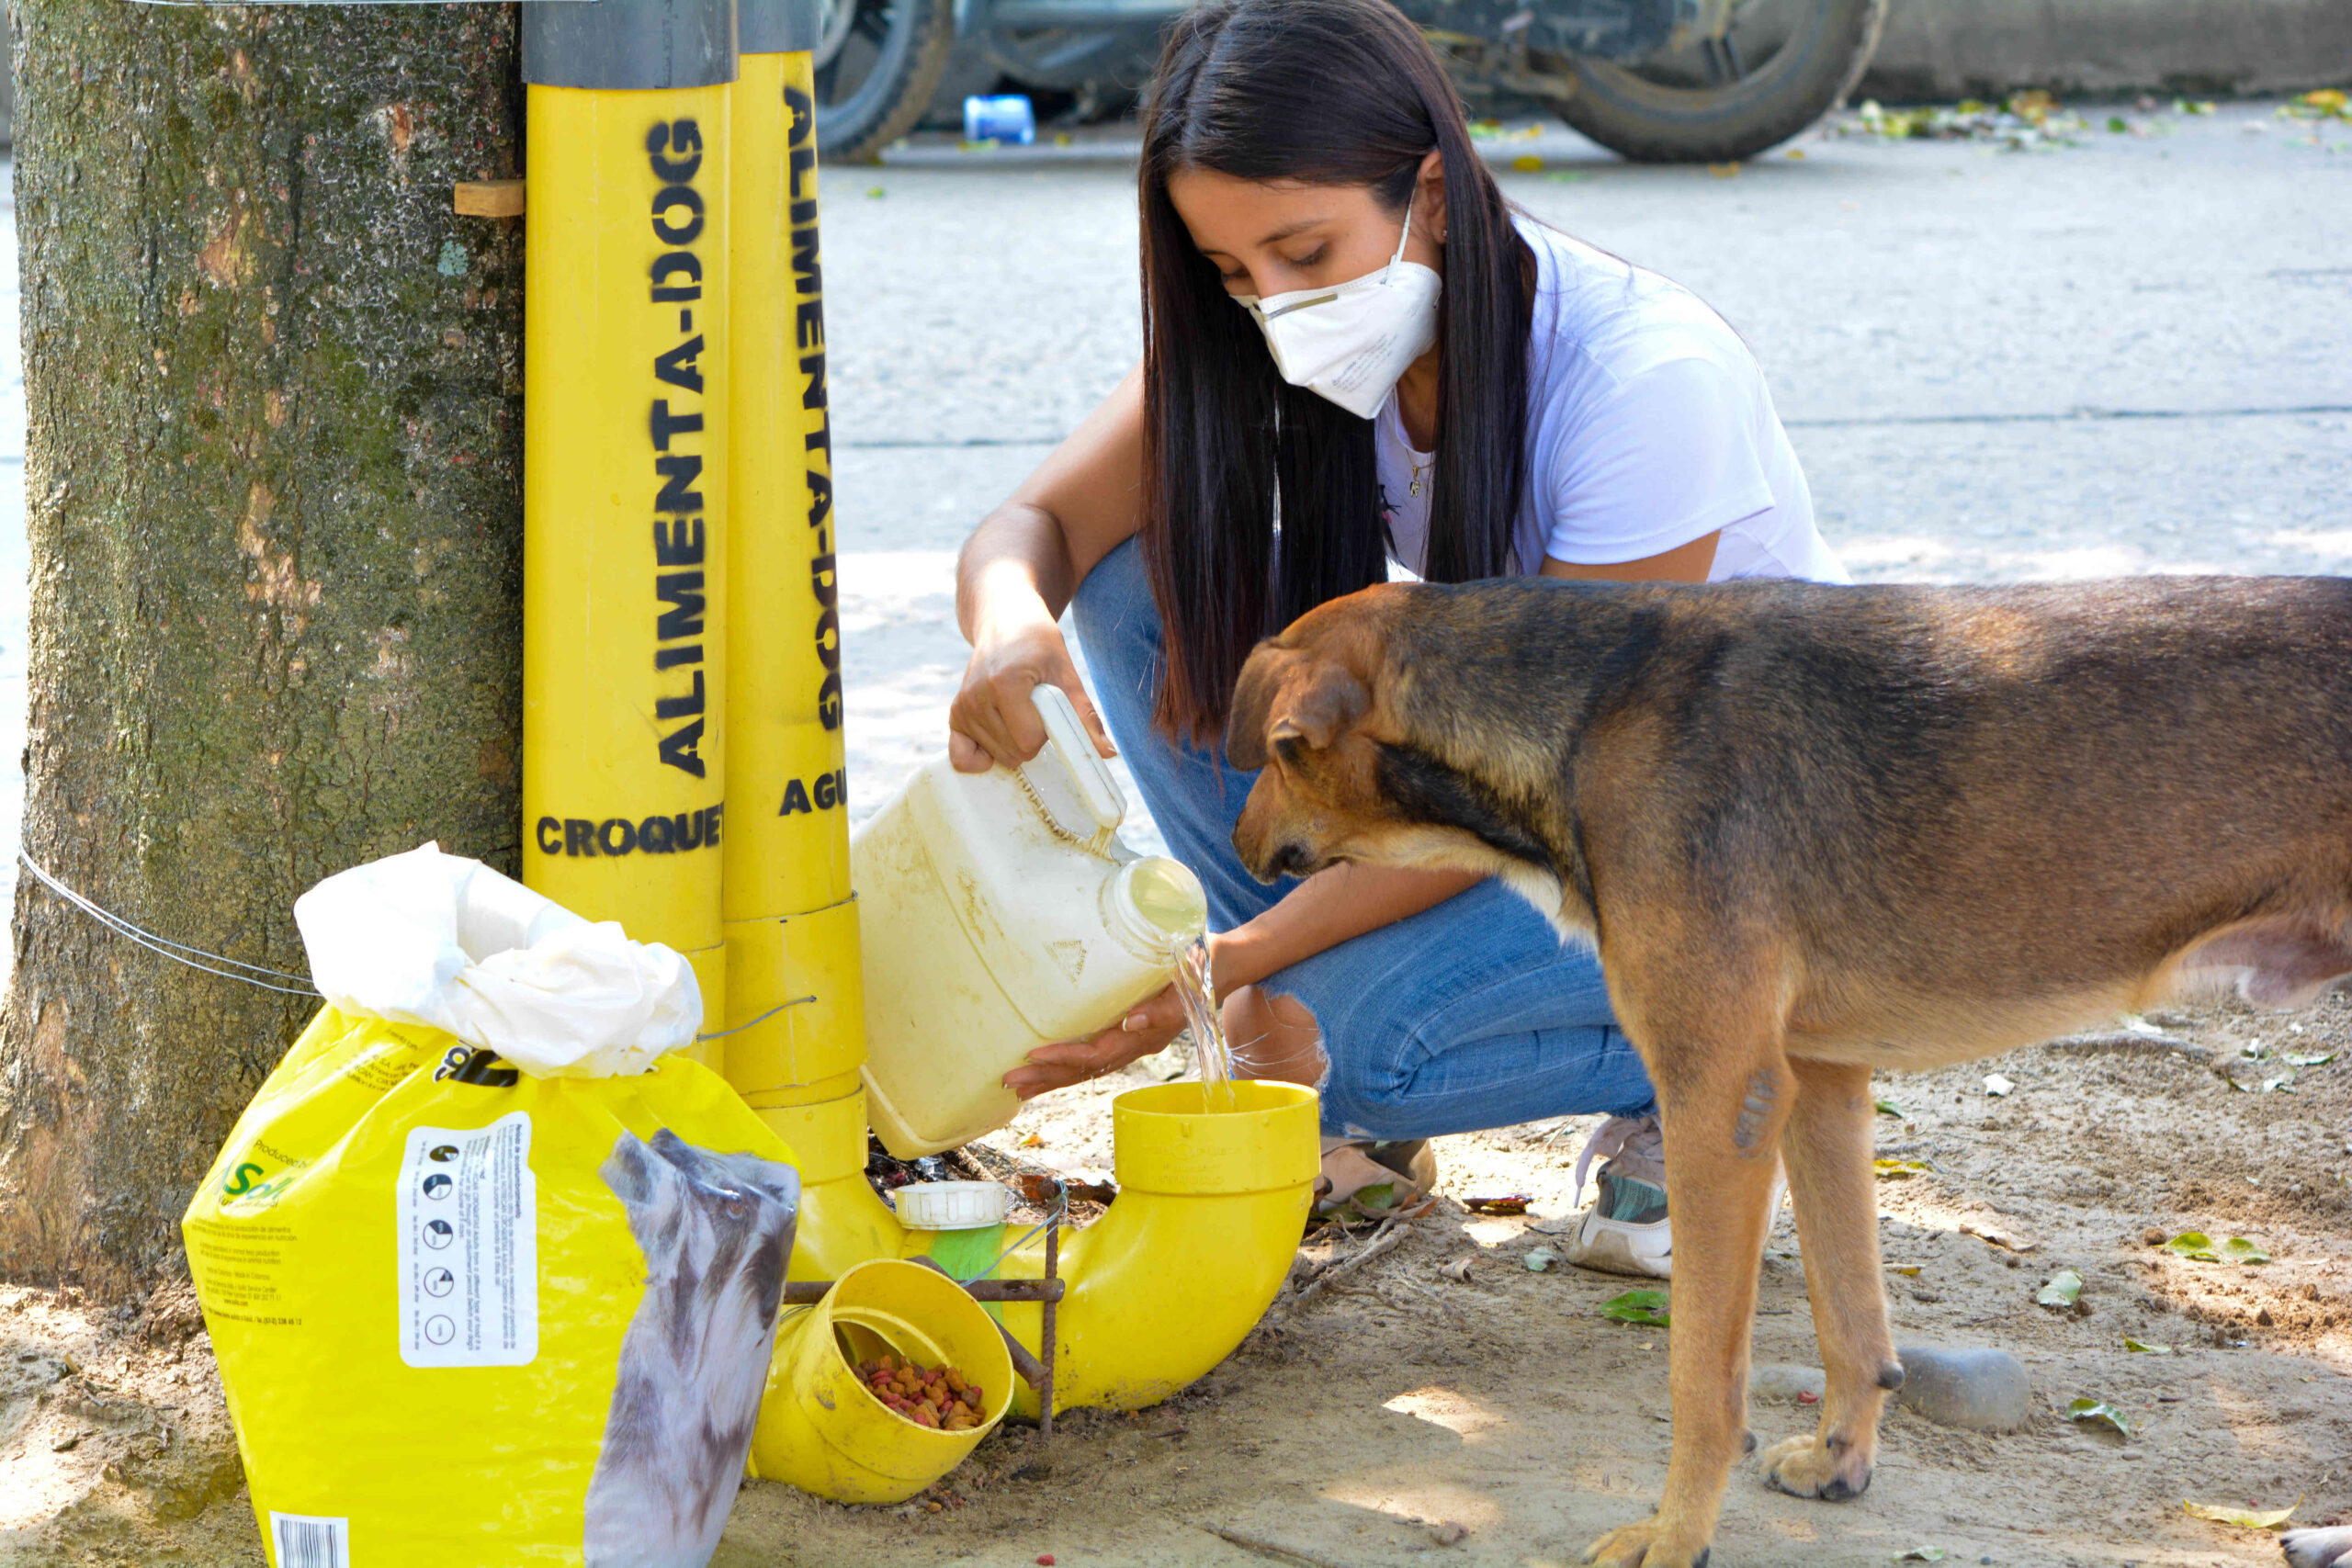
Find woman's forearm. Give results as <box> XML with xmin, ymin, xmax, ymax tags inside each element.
<box><xmin>957</xmin><ymin>501</ymin><xmax>1076</xmax><ymax>639</ymax></box>
<box><xmin>1215</xmin><ymin>863</ymin><xmax>1481</xmax><ymax>995</ymax></box>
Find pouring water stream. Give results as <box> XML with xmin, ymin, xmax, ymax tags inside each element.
<box><xmin>1169</xmin><ymin>935</ymin><xmax>1238</xmax><ymax>1112</ymax></box>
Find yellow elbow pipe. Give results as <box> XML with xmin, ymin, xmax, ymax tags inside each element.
<box><xmin>776</xmin><ymin>1082</ymin><xmax>1317</xmax><ymax>1413</ymax></box>
<box><xmin>985</xmin><ymin>1082</ymin><xmax>1318</xmax><ymax>1415</ymax></box>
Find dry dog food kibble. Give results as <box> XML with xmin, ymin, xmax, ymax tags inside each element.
<box><xmin>855</xmin><ymin>1354</ymin><xmax>988</xmax><ymax>1432</ymax></box>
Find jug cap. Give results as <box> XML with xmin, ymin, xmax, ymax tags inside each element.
<box><xmin>1104</xmin><ymin>856</ymin><xmax>1208</xmax><ymax>959</ymax></box>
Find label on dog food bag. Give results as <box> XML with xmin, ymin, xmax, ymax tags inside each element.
<box><xmin>395</xmin><ymin>1113</ymin><xmax>538</xmax><ymax>1368</ymax></box>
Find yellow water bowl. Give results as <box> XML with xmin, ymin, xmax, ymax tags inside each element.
<box><xmin>749</xmin><ymin>1257</ymin><xmax>1014</xmax><ymax>1504</ymax></box>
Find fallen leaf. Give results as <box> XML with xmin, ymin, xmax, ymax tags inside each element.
<box><xmin>1891</xmin><ymin>1265</ymin><xmax>1922</xmax><ymax>1277</ymax></box>
<box><xmin>2037</xmin><ymin>1269</ymin><xmax>2084</xmax><ymax>1308</ymax></box>
<box><xmin>1707</xmin><ymin>161</ymin><xmax>1742</xmax><ymax>178</ymax></box>
<box><xmin>1785</xmin><ymin>148</ymin><xmax>1806</xmax><ymax>159</ymax></box>
<box><xmin>2107</xmin><ymin>116</ymin><xmax>2130</xmax><ymax>133</ymax></box>
<box><xmin>1511</xmin><ymin>153</ymin><xmax>1544</xmax><ymax>172</ymax></box>
<box><xmin>1460</xmin><ymin>1193</ymin><xmax>1531</xmax><ymax>1215</ymax></box>
<box><xmin>865</xmin><ymin>186</ymin><xmax>888</xmax><ymax>198</ymax></box>
<box><xmin>1600</xmin><ymin>1289</ymin><xmax>1671</xmax><ymax>1326</ymax></box>
<box><xmin>2067</xmin><ymin>1397</ymin><xmax>2132</xmax><ymax>1436</ymax></box>
<box><xmin>1960</xmin><ymin>1216</ymin><xmax>2041</xmax><ymax>1253</ymax></box>
<box><xmin>1017</xmin><ymin>1131</ymin><xmax>1046</xmax><ymax>1148</ymax></box>
<box><xmin>1984</xmin><ymin>1073</ymin><xmax>2015</xmax><ymax>1097</ymax></box>
<box><xmin>1874</xmin><ymin>1098</ymin><xmax>1905</xmax><ymax>1118</ymax></box>
<box><xmin>2172</xmin><ymin>1231</ymin><xmax>2272</xmax><ymax>1265</ymax></box>
<box><xmin>1440</xmin><ymin>1257</ymin><xmax>1476</xmax><ymax>1283</ymax></box>
<box><xmin>1894</xmin><ymin>1550</ymin><xmax>1947</xmax><ymax>1563</ymax></box>
<box><xmin>1873</xmin><ymin>1158</ymin><xmax>1931</xmax><ymax>1179</ymax></box>
<box><xmin>2283</xmin><ymin>1051</ymin><xmax>2337</xmax><ymax>1067</ymax></box>
<box><xmin>2122</xmin><ymin>1337</ymin><xmax>2173</xmax><ymax>1354</ymax></box>
<box><xmin>2183</xmin><ymin>1496</ymin><xmax>2300</xmax><ymax>1529</ymax></box>
<box><xmin>1522</xmin><ymin>1247</ymin><xmax>1558</xmax><ymax>1272</ymax></box>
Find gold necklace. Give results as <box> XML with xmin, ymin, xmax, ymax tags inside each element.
<box><xmin>1408</xmin><ymin>452</ymin><xmax>1433</xmax><ymax>497</ymax></box>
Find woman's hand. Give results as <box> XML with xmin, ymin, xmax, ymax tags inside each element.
<box><xmin>946</xmin><ymin>600</ymin><xmax>1114</xmax><ymax>775</ymax></box>
<box><xmin>1002</xmin><ymin>933</ymin><xmax>1232</xmax><ymax>1100</ymax></box>
<box><xmin>1002</xmin><ymin>977</ymin><xmax>1189</xmax><ymax>1100</ymax></box>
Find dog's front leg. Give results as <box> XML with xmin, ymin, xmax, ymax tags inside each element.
<box><xmin>1586</xmin><ymin>1043</ymin><xmax>1792</xmax><ymax>1568</ymax></box>
<box><xmin>1760</xmin><ymin>1056</ymin><xmax>1901</xmax><ymax>1501</ymax></box>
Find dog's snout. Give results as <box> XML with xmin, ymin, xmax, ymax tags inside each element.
<box><xmin>1272</xmin><ymin>841</ymin><xmax>1313</xmax><ymax>879</ymax></box>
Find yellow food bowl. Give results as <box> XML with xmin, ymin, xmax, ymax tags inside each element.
<box><xmin>750</xmin><ymin>1257</ymin><xmax>1014</xmax><ymax>1503</ymax></box>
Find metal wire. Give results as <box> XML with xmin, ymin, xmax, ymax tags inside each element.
<box><xmin>693</xmin><ymin>995</ymin><xmax>815</xmax><ymax>1043</ymax></box>
<box><xmin>15</xmin><ymin>849</ymin><xmax>322</xmax><ymax>997</ymax></box>
<box><xmin>15</xmin><ymin>848</ymin><xmax>819</xmax><ymax>1047</ymax></box>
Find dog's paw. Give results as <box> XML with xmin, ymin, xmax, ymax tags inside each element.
<box><xmin>1760</xmin><ymin>1433</ymin><xmax>1872</xmax><ymax>1502</ymax></box>
<box><xmin>1582</xmin><ymin>1517</ymin><xmax>1710</xmax><ymax>1568</ymax></box>
<box><xmin>2284</xmin><ymin>1525</ymin><xmax>2352</xmax><ymax>1568</ymax></box>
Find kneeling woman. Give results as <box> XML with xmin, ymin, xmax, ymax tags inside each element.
<box><xmin>948</xmin><ymin>0</ymin><xmax>1846</xmax><ymax>1274</ymax></box>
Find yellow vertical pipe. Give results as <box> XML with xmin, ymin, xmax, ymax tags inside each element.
<box><xmin>724</xmin><ymin>45</ymin><xmax>868</xmax><ymax>1119</ymax></box>
<box><xmin>524</xmin><ymin>79</ymin><xmax>731</xmax><ymax>1065</ymax></box>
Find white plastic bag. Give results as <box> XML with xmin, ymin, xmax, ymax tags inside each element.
<box><xmin>293</xmin><ymin>840</ymin><xmax>700</xmax><ymax>1077</ymax></box>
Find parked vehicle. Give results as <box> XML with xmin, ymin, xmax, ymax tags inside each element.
<box><xmin>811</xmin><ymin>0</ymin><xmax>1885</xmax><ymax>165</ymax></box>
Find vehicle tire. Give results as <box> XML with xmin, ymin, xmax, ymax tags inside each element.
<box><xmin>1555</xmin><ymin>0</ymin><xmax>1887</xmax><ymax>164</ymax></box>
<box><xmin>815</xmin><ymin>0</ymin><xmax>958</xmax><ymax>165</ymax></box>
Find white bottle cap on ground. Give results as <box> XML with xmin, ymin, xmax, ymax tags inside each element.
<box><xmin>891</xmin><ymin>1180</ymin><xmax>1012</xmax><ymax>1231</ymax></box>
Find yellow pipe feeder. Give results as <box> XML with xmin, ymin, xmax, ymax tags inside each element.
<box><xmin>522</xmin><ymin>0</ymin><xmax>735</xmax><ymax>1066</ymax></box>
<box><xmin>519</xmin><ymin>0</ymin><xmax>1322</xmax><ymax>1477</ymax></box>
<box><xmin>723</xmin><ymin>0</ymin><xmax>900</xmax><ymax>1280</ymax></box>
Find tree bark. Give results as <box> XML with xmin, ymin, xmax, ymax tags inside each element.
<box><xmin>1</xmin><ymin>2</ymin><xmax>526</xmax><ymax>1291</ymax></box>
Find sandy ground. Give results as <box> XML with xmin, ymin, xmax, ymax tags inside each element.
<box><xmin>3</xmin><ymin>993</ymin><xmax>2346</xmax><ymax>1567</ymax></box>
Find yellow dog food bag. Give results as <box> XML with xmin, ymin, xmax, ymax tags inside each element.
<box><xmin>183</xmin><ymin>845</ymin><xmax>799</xmax><ymax>1568</ymax></box>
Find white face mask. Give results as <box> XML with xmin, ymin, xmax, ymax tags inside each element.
<box><xmin>1233</xmin><ymin>192</ymin><xmax>1442</xmax><ymax>421</ymax></box>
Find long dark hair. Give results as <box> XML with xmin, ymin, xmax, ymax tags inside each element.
<box><xmin>1137</xmin><ymin>0</ymin><xmax>1532</xmax><ymax>744</ymax></box>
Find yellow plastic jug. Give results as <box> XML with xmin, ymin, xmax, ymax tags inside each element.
<box><xmin>854</xmin><ymin>685</ymin><xmax>1206</xmax><ymax>1156</ymax></box>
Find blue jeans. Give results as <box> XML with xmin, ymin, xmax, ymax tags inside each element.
<box><xmin>1069</xmin><ymin>537</ymin><xmax>1657</xmax><ymax>1140</ymax></box>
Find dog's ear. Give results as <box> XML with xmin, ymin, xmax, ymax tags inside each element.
<box><xmin>1225</xmin><ymin>640</ymin><xmax>1285</xmax><ymax>771</ymax></box>
<box><xmin>1272</xmin><ymin>662</ymin><xmax>1368</xmax><ymax>751</ymax></box>
<box><xmin>1228</xmin><ymin>649</ymin><xmax>1369</xmax><ymax>771</ymax></box>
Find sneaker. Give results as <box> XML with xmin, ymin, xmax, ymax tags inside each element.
<box><xmin>1559</xmin><ymin>1114</ymin><xmax>1791</xmax><ymax>1279</ymax></box>
<box><xmin>1562</xmin><ymin>1114</ymin><xmax>1674</xmax><ymax>1278</ymax></box>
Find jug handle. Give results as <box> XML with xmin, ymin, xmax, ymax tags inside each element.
<box><xmin>1019</xmin><ymin>683</ymin><xmax>1126</xmax><ymax>840</ymax></box>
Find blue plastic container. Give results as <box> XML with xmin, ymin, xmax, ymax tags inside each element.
<box><xmin>963</xmin><ymin>94</ymin><xmax>1036</xmax><ymax>147</ymax></box>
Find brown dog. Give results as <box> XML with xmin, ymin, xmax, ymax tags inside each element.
<box><xmin>1225</xmin><ymin>574</ymin><xmax>2352</xmax><ymax>1568</ymax></box>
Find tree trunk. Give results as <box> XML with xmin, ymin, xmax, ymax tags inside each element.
<box><xmin>0</xmin><ymin>2</ymin><xmax>526</xmax><ymax>1291</ymax></box>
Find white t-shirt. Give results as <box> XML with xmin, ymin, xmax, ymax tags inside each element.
<box><xmin>1376</xmin><ymin>219</ymin><xmax>1847</xmax><ymax>584</ymax></box>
